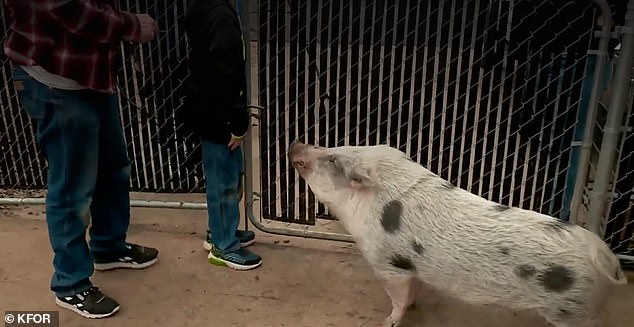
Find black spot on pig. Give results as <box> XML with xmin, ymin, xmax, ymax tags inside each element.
<box><xmin>515</xmin><ymin>264</ymin><xmax>536</xmax><ymax>279</ymax></box>
<box><xmin>390</xmin><ymin>255</ymin><xmax>415</xmax><ymax>271</ymax></box>
<box><xmin>381</xmin><ymin>200</ymin><xmax>402</xmax><ymax>233</ymax></box>
<box><xmin>538</xmin><ymin>265</ymin><xmax>575</xmax><ymax>293</ymax></box>
<box><xmin>494</xmin><ymin>204</ymin><xmax>510</xmax><ymax>212</ymax></box>
<box><xmin>412</xmin><ymin>241</ymin><xmax>424</xmax><ymax>255</ymax></box>
<box><xmin>499</xmin><ymin>247</ymin><xmax>510</xmax><ymax>255</ymax></box>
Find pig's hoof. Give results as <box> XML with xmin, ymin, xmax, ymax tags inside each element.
<box><xmin>382</xmin><ymin>316</ymin><xmax>399</xmax><ymax>327</ymax></box>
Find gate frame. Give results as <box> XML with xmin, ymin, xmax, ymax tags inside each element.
<box><xmin>239</xmin><ymin>0</ymin><xmax>354</xmax><ymax>242</ymax></box>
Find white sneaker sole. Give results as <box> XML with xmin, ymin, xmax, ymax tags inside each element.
<box><xmin>207</xmin><ymin>251</ymin><xmax>262</xmax><ymax>271</ymax></box>
<box><xmin>55</xmin><ymin>298</ymin><xmax>120</xmax><ymax>319</ymax></box>
<box><xmin>94</xmin><ymin>257</ymin><xmax>158</xmax><ymax>271</ymax></box>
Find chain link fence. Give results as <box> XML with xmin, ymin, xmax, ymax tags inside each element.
<box><xmin>0</xmin><ymin>5</ymin><xmax>44</xmax><ymax>194</ymax></box>
<box><xmin>0</xmin><ymin>0</ymin><xmax>204</xmax><ymax>197</ymax></box>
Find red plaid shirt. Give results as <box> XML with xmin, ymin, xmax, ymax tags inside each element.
<box><xmin>3</xmin><ymin>0</ymin><xmax>141</xmax><ymax>93</ymax></box>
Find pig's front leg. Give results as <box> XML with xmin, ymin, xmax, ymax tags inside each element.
<box><xmin>376</xmin><ymin>270</ymin><xmax>416</xmax><ymax>327</ymax></box>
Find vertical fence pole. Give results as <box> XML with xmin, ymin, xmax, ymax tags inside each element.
<box><xmin>568</xmin><ymin>0</ymin><xmax>614</xmax><ymax>225</ymax></box>
<box><xmin>241</xmin><ymin>0</ymin><xmax>256</xmax><ymax>231</ymax></box>
<box><xmin>586</xmin><ymin>0</ymin><xmax>634</xmax><ymax>237</ymax></box>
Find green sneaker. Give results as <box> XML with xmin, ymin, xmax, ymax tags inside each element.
<box><xmin>208</xmin><ymin>244</ymin><xmax>262</xmax><ymax>270</ymax></box>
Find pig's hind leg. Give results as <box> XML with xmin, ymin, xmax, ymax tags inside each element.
<box><xmin>376</xmin><ymin>270</ymin><xmax>416</xmax><ymax>327</ymax></box>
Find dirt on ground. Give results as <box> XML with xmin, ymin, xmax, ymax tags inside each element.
<box><xmin>1</xmin><ymin>200</ymin><xmax>633</xmax><ymax>327</ymax></box>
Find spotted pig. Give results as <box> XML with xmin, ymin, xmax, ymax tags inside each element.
<box><xmin>288</xmin><ymin>141</ymin><xmax>627</xmax><ymax>327</ymax></box>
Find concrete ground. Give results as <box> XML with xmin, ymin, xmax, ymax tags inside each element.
<box><xmin>1</xmin><ymin>195</ymin><xmax>633</xmax><ymax>327</ymax></box>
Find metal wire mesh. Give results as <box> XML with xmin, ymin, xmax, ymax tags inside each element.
<box><xmin>604</xmin><ymin>95</ymin><xmax>634</xmax><ymax>253</ymax></box>
<box><xmin>0</xmin><ymin>5</ymin><xmax>46</xmax><ymax>193</ymax></box>
<box><xmin>114</xmin><ymin>0</ymin><xmax>204</xmax><ymax>193</ymax></box>
<box><xmin>256</xmin><ymin>0</ymin><xmax>601</xmax><ymax>225</ymax></box>
<box><xmin>0</xmin><ymin>0</ymin><xmax>205</xmax><ymax>194</ymax></box>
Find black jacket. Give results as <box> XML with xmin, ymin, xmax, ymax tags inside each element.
<box><xmin>182</xmin><ymin>0</ymin><xmax>249</xmax><ymax>144</ymax></box>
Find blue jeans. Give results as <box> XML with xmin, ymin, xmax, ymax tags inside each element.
<box><xmin>13</xmin><ymin>68</ymin><xmax>131</xmax><ymax>297</ymax></box>
<box><xmin>201</xmin><ymin>140</ymin><xmax>245</xmax><ymax>253</ymax></box>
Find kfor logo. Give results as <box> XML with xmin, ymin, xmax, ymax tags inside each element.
<box><xmin>4</xmin><ymin>311</ymin><xmax>59</xmax><ymax>327</ymax></box>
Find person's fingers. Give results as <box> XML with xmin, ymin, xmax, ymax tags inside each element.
<box><xmin>227</xmin><ymin>137</ymin><xmax>242</xmax><ymax>151</ymax></box>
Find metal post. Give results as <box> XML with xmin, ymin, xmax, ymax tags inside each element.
<box><xmin>241</xmin><ymin>0</ymin><xmax>256</xmax><ymax>232</ymax></box>
<box><xmin>585</xmin><ymin>0</ymin><xmax>634</xmax><ymax>237</ymax></box>
<box><xmin>568</xmin><ymin>0</ymin><xmax>614</xmax><ymax>225</ymax></box>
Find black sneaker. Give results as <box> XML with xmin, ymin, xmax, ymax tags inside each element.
<box><xmin>203</xmin><ymin>229</ymin><xmax>255</xmax><ymax>251</ymax></box>
<box><xmin>55</xmin><ymin>287</ymin><xmax>119</xmax><ymax>319</ymax></box>
<box><xmin>93</xmin><ymin>243</ymin><xmax>158</xmax><ymax>271</ymax></box>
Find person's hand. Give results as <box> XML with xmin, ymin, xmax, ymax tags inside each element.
<box><xmin>136</xmin><ymin>14</ymin><xmax>157</xmax><ymax>43</ymax></box>
<box><xmin>228</xmin><ymin>134</ymin><xmax>243</xmax><ymax>151</ymax></box>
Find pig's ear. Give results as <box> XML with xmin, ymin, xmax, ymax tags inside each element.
<box><xmin>348</xmin><ymin>165</ymin><xmax>374</xmax><ymax>189</ymax></box>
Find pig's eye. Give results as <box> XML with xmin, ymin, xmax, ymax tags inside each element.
<box><xmin>328</xmin><ymin>155</ymin><xmax>337</xmax><ymax>163</ymax></box>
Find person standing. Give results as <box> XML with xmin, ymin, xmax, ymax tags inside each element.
<box><xmin>3</xmin><ymin>0</ymin><xmax>160</xmax><ymax>319</ymax></box>
<box><xmin>183</xmin><ymin>0</ymin><xmax>262</xmax><ymax>270</ymax></box>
